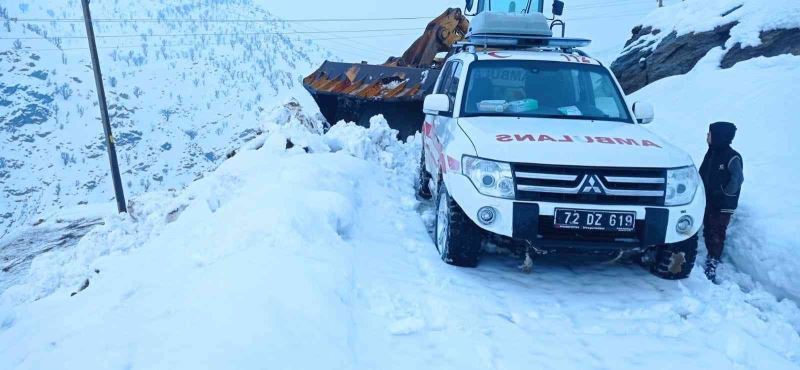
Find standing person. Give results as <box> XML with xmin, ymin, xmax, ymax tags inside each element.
<box><xmin>699</xmin><ymin>121</ymin><xmax>744</xmax><ymax>282</ymax></box>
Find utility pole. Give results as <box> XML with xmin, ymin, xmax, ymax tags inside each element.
<box><xmin>81</xmin><ymin>0</ymin><xmax>127</xmax><ymax>213</ymax></box>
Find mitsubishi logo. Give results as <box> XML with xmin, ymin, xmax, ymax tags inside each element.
<box><xmin>580</xmin><ymin>175</ymin><xmax>604</xmax><ymax>195</ymax></box>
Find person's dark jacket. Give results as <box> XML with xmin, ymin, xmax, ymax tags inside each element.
<box><xmin>699</xmin><ymin>122</ymin><xmax>744</xmax><ymax>213</ymax></box>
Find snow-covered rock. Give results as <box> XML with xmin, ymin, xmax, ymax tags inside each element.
<box><xmin>611</xmin><ymin>0</ymin><xmax>800</xmax><ymax>93</ymax></box>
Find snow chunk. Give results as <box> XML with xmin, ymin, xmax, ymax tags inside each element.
<box><xmin>325</xmin><ymin>115</ymin><xmax>406</xmax><ymax>169</ymax></box>
<box><xmin>266</xmin><ymin>98</ymin><xmax>330</xmax><ymax>135</ymax></box>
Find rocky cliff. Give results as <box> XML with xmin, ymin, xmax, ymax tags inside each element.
<box><xmin>611</xmin><ymin>1</ymin><xmax>800</xmax><ymax>94</ymax></box>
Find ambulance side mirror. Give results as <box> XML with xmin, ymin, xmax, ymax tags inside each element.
<box><xmin>424</xmin><ymin>94</ymin><xmax>452</xmax><ymax>115</ymax></box>
<box><xmin>633</xmin><ymin>101</ymin><xmax>654</xmax><ymax>124</ymax></box>
<box><xmin>552</xmin><ymin>0</ymin><xmax>565</xmax><ymax>16</ymax></box>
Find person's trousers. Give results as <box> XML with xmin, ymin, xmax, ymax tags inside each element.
<box><xmin>703</xmin><ymin>209</ymin><xmax>733</xmax><ymax>260</ymax></box>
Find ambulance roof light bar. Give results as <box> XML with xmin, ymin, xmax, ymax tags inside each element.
<box><xmin>463</xmin><ymin>34</ymin><xmax>591</xmax><ymax>49</ymax></box>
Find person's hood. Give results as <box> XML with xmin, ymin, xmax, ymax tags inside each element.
<box><xmin>709</xmin><ymin>121</ymin><xmax>737</xmax><ymax>149</ymax></box>
<box><xmin>457</xmin><ymin>116</ymin><xmax>693</xmax><ymax>168</ymax></box>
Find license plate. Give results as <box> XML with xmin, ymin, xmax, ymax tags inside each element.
<box><xmin>554</xmin><ymin>208</ymin><xmax>636</xmax><ymax>232</ymax></box>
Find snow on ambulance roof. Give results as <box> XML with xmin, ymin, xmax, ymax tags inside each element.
<box><xmin>458</xmin><ymin>50</ymin><xmax>601</xmax><ymax>65</ymax></box>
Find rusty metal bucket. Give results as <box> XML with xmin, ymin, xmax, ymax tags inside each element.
<box><xmin>303</xmin><ymin>61</ymin><xmax>440</xmax><ymax>139</ymax></box>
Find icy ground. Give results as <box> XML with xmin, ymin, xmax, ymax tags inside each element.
<box><xmin>1</xmin><ymin>117</ymin><xmax>799</xmax><ymax>370</ymax></box>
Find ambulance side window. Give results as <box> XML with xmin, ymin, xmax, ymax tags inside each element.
<box><xmin>445</xmin><ymin>62</ymin><xmax>462</xmax><ymax>101</ymax></box>
<box><xmin>436</xmin><ymin>62</ymin><xmax>455</xmax><ymax>95</ymax></box>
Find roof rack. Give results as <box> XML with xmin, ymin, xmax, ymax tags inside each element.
<box><xmin>463</xmin><ymin>34</ymin><xmax>590</xmax><ymax>49</ymax></box>
<box><xmin>451</xmin><ymin>35</ymin><xmax>592</xmax><ymax>56</ymax></box>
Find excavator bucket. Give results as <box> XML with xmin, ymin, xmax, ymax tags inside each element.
<box><xmin>303</xmin><ymin>62</ymin><xmax>440</xmax><ymax>139</ymax></box>
<box><xmin>302</xmin><ymin>8</ymin><xmax>469</xmax><ymax>139</ymax></box>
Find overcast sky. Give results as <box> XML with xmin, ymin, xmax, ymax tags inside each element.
<box><xmin>261</xmin><ymin>0</ymin><xmax>665</xmax><ymax>64</ymax></box>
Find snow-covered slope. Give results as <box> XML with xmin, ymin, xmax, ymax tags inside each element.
<box><xmin>0</xmin><ymin>0</ymin><xmax>330</xmax><ymax>239</ymax></box>
<box><xmin>2</xmin><ymin>115</ymin><xmax>799</xmax><ymax>369</ymax></box>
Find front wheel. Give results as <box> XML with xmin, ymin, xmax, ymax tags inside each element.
<box><xmin>435</xmin><ymin>185</ymin><xmax>482</xmax><ymax>267</ymax></box>
<box><xmin>648</xmin><ymin>234</ymin><xmax>699</xmax><ymax>280</ymax></box>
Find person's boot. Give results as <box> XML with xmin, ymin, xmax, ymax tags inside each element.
<box><xmin>704</xmin><ymin>257</ymin><xmax>720</xmax><ymax>284</ymax></box>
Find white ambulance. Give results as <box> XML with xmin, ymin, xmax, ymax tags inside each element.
<box><xmin>418</xmin><ymin>11</ymin><xmax>704</xmax><ymax>279</ymax></box>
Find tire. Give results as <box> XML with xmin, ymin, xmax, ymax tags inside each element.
<box><xmin>649</xmin><ymin>234</ymin><xmax>699</xmax><ymax>280</ymax></box>
<box><xmin>434</xmin><ymin>184</ymin><xmax>482</xmax><ymax>267</ymax></box>
<box><xmin>416</xmin><ymin>146</ymin><xmax>433</xmax><ymax>200</ymax></box>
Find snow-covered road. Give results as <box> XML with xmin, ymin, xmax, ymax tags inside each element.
<box><xmin>1</xmin><ymin>120</ymin><xmax>799</xmax><ymax>369</ymax></box>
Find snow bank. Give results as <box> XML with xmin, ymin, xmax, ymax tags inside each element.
<box><xmin>0</xmin><ymin>107</ymin><xmax>413</xmax><ymax>307</ymax></box>
<box><xmin>0</xmin><ymin>114</ymin><xmax>420</xmax><ymax>369</ymax></box>
<box><xmin>632</xmin><ymin>51</ymin><xmax>800</xmax><ymax>302</ymax></box>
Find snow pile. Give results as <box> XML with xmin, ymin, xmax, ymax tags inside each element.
<box><xmin>2</xmin><ymin>112</ymin><xmax>800</xmax><ymax>369</ymax></box>
<box><xmin>326</xmin><ymin>116</ymin><xmax>413</xmax><ymax>170</ymax></box>
<box><xmin>0</xmin><ymin>113</ymin><xmax>414</xmax><ymax>308</ymax></box>
<box><xmin>632</xmin><ymin>51</ymin><xmax>800</xmax><ymax>301</ymax></box>
<box><xmin>265</xmin><ymin>98</ymin><xmax>330</xmax><ymax>135</ymax></box>
<box><xmin>624</xmin><ymin>0</ymin><xmax>800</xmax><ymax>52</ymax></box>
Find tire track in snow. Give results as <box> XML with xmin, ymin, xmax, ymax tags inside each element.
<box><xmin>400</xmin><ymin>184</ymin><xmax>800</xmax><ymax>368</ymax></box>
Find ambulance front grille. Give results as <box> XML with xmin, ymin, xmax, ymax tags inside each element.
<box><xmin>512</xmin><ymin>163</ymin><xmax>667</xmax><ymax>206</ymax></box>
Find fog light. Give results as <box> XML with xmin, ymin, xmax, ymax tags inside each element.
<box><xmin>676</xmin><ymin>215</ymin><xmax>694</xmax><ymax>234</ymax></box>
<box><xmin>477</xmin><ymin>207</ymin><xmax>497</xmax><ymax>225</ymax></box>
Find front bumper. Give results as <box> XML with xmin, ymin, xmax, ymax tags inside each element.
<box><xmin>512</xmin><ymin>203</ymin><xmax>668</xmax><ymax>250</ymax></box>
<box><xmin>445</xmin><ymin>172</ymin><xmax>705</xmax><ymax>249</ymax></box>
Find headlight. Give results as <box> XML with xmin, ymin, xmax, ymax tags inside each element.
<box><xmin>665</xmin><ymin>165</ymin><xmax>700</xmax><ymax>206</ymax></box>
<box><xmin>462</xmin><ymin>156</ymin><xmax>515</xmax><ymax>199</ymax></box>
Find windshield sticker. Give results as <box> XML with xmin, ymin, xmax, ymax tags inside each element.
<box><xmin>495</xmin><ymin>134</ymin><xmax>662</xmax><ymax>148</ymax></box>
<box><xmin>558</xmin><ymin>106</ymin><xmax>582</xmax><ymax>116</ymax></box>
<box><xmin>473</xmin><ymin>68</ymin><xmax>525</xmax><ymax>83</ymax></box>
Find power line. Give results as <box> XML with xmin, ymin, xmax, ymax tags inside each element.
<box><xmin>8</xmin><ymin>32</ymin><xmax>420</xmax><ymax>53</ymax></box>
<box><xmin>291</xmin><ymin>22</ymin><xmax>400</xmax><ymax>58</ymax></box>
<box><xmin>7</xmin><ymin>16</ymin><xmax>438</xmax><ymax>24</ymax></box>
<box><xmin>565</xmin><ymin>10</ymin><xmax>651</xmax><ymax>21</ymax></box>
<box><xmin>0</xmin><ymin>27</ymin><xmax>424</xmax><ymax>40</ymax></box>
<box><xmin>568</xmin><ymin>0</ymin><xmax>653</xmax><ymax>9</ymax></box>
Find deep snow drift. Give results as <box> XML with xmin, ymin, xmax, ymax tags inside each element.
<box><xmin>1</xmin><ymin>112</ymin><xmax>799</xmax><ymax>369</ymax></box>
